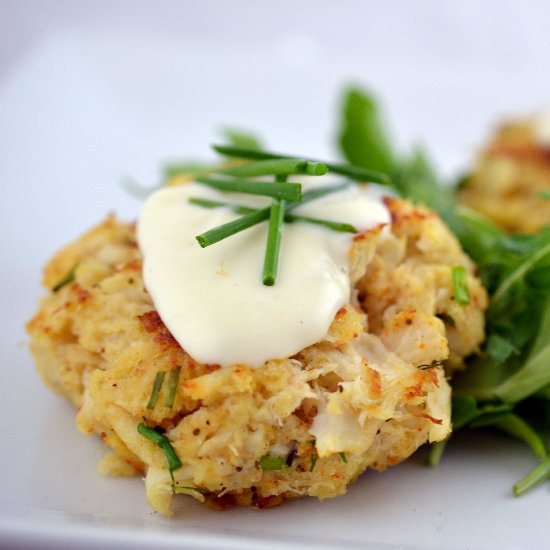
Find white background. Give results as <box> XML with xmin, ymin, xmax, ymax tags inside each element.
<box><xmin>1</xmin><ymin>1</ymin><xmax>550</xmax><ymax>548</ymax></box>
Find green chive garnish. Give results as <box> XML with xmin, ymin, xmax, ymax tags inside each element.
<box><xmin>309</xmin><ymin>454</ymin><xmax>318</xmax><ymax>472</ymax></box>
<box><xmin>146</xmin><ymin>371</ymin><xmax>166</xmax><ymax>409</ymax></box>
<box><xmin>539</xmin><ymin>190</ymin><xmax>550</xmax><ymax>200</ymax></box>
<box><xmin>263</xmin><ymin>198</ymin><xmax>285</xmax><ymax>286</ymax></box>
<box><xmin>165</xmin><ymin>366</ymin><xmax>181</xmax><ymax>408</ymax></box>
<box><xmin>189</xmin><ymin>197</ymin><xmax>256</xmax><ymax>214</ymax></box>
<box><xmin>194</xmin><ymin>139</ymin><xmax>366</xmax><ymax>285</ymax></box>
<box><xmin>513</xmin><ymin>456</ymin><xmax>550</xmax><ymax>496</ymax></box>
<box><xmin>196</xmin><ymin>208</ymin><xmax>269</xmax><ymax>248</ymax></box>
<box><xmin>452</xmin><ymin>265</ymin><xmax>471</xmax><ymax>305</ymax></box>
<box><xmin>137</xmin><ymin>423</ymin><xmax>182</xmax><ymax>472</ymax></box>
<box><xmin>217</xmin><ymin>158</ymin><xmax>328</xmax><ymax>178</ymax></box>
<box><xmin>339</xmin><ymin>452</ymin><xmax>348</xmax><ymax>464</ymax></box>
<box><xmin>195</xmin><ymin>182</ymin><xmax>351</xmax><ymax>250</ymax></box>
<box><xmin>196</xmin><ymin>176</ymin><xmax>301</xmax><ymax>201</ymax></box>
<box><xmin>285</xmin><ymin>214</ymin><xmax>356</xmax><ymax>233</ymax></box>
<box><xmin>51</xmin><ymin>264</ymin><xmax>78</xmax><ymax>292</ymax></box>
<box><xmin>174</xmin><ymin>485</ymin><xmax>205</xmax><ymax>494</ymax></box>
<box><xmin>189</xmin><ymin>197</ymin><xmax>357</xmax><ymax>233</ymax></box>
<box><xmin>212</xmin><ymin>144</ymin><xmax>390</xmax><ymax>184</ymax></box>
<box><xmin>287</xmin><ymin>182</ymin><xmax>350</xmax><ymax>210</ymax></box>
<box><xmin>259</xmin><ymin>454</ymin><xmax>286</xmax><ymax>470</ymax></box>
<box><xmin>427</xmin><ymin>439</ymin><xmax>448</xmax><ymax>467</ymax></box>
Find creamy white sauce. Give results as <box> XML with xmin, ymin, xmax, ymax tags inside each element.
<box><xmin>137</xmin><ymin>179</ymin><xmax>390</xmax><ymax>367</ymax></box>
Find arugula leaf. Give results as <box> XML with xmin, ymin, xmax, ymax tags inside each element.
<box><xmin>493</xmin><ymin>296</ymin><xmax>550</xmax><ymax>403</ymax></box>
<box><xmin>338</xmin><ymin>87</ymin><xmax>395</xmax><ymax>173</ymax></box>
<box><xmin>220</xmin><ymin>127</ymin><xmax>263</xmax><ymax>151</ymax></box>
<box><xmin>486</xmin><ymin>333</ymin><xmax>519</xmax><ymax>365</ymax></box>
<box><xmin>337</xmin><ymin>85</ymin><xmax>550</xmax><ymax>495</ymax></box>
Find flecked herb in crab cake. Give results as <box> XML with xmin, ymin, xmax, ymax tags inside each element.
<box><xmin>27</xmin><ymin>152</ymin><xmax>486</xmax><ymax>516</ymax></box>
<box><xmin>458</xmin><ymin>115</ymin><xmax>550</xmax><ymax>234</ymax></box>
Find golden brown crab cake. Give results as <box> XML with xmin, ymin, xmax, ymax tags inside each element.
<box><xmin>27</xmin><ymin>197</ymin><xmax>486</xmax><ymax>516</ymax></box>
<box><xmin>459</xmin><ymin>118</ymin><xmax>550</xmax><ymax>233</ymax></box>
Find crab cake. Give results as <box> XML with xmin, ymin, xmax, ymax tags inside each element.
<box><xmin>459</xmin><ymin>117</ymin><xmax>550</xmax><ymax>233</ymax></box>
<box><xmin>27</xmin><ymin>195</ymin><xmax>486</xmax><ymax>516</ymax></box>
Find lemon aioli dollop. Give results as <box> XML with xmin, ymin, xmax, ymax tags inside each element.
<box><xmin>137</xmin><ymin>180</ymin><xmax>390</xmax><ymax>367</ymax></box>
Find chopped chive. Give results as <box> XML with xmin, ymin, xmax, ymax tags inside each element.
<box><xmin>513</xmin><ymin>456</ymin><xmax>550</xmax><ymax>496</ymax></box>
<box><xmin>196</xmin><ymin>208</ymin><xmax>269</xmax><ymax>248</ymax></box>
<box><xmin>263</xmin><ymin>198</ymin><xmax>286</xmax><ymax>286</ymax></box>
<box><xmin>217</xmin><ymin>158</ymin><xmax>328</xmax><ymax>178</ymax></box>
<box><xmin>195</xmin><ymin>182</ymin><xmax>350</xmax><ymax>248</ymax></box>
<box><xmin>327</xmin><ymin>162</ymin><xmax>391</xmax><ymax>185</ymax></box>
<box><xmin>539</xmin><ymin>190</ymin><xmax>550</xmax><ymax>200</ymax></box>
<box><xmin>51</xmin><ymin>264</ymin><xmax>78</xmax><ymax>292</ymax></box>
<box><xmin>259</xmin><ymin>454</ymin><xmax>286</xmax><ymax>470</ymax></box>
<box><xmin>427</xmin><ymin>439</ymin><xmax>448</xmax><ymax>467</ymax></box>
<box><xmin>285</xmin><ymin>214</ymin><xmax>357</xmax><ymax>233</ymax></box>
<box><xmin>309</xmin><ymin>454</ymin><xmax>318</xmax><ymax>472</ymax></box>
<box><xmin>339</xmin><ymin>452</ymin><xmax>348</xmax><ymax>463</ymax></box>
<box><xmin>188</xmin><ymin>197</ymin><xmax>256</xmax><ymax>214</ymax></box>
<box><xmin>452</xmin><ymin>265</ymin><xmax>471</xmax><ymax>305</ymax></box>
<box><xmin>137</xmin><ymin>423</ymin><xmax>182</xmax><ymax>472</ymax></box>
<box><xmin>220</xmin><ymin>127</ymin><xmax>263</xmax><ymax>151</ymax></box>
<box><xmin>165</xmin><ymin>366</ymin><xmax>181</xmax><ymax>408</ymax></box>
<box><xmin>174</xmin><ymin>485</ymin><xmax>205</xmax><ymax>494</ymax></box>
<box><xmin>302</xmin><ymin>161</ymin><xmax>329</xmax><ymax>176</ymax></box>
<box><xmin>196</xmin><ymin>176</ymin><xmax>301</xmax><ymax>201</ymax></box>
<box><xmin>212</xmin><ymin>144</ymin><xmax>390</xmax><ymax>184</ymax></box>
<box><xmin>146</xmin><ymin>371</ymin><xmax>166</xmax><ymax>409</ymax></box>
<box><xmin>189</xmin><ymin>197</ymin><xmax>356</xmax><ymax>232</ymax></box>
<box><xmin>286</xmin><ymin>182</ymin><xmax>350</xmax><ymax>211</ymax></box>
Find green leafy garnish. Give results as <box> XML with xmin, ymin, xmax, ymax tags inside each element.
<box><xmin>137</xmin><ymin>423</ymin><xmax>182</xmax><ymax>473</ymax></box>
<box><xmin>178</xmin><ymin>137</ymin><xmax>393</xmax><ymax>285</ymax></box>
<box><xmin>309</xmin><ymin>454</ymin><xmax>318</xmax><ymax>472</ymax></box>
<box><xmin>165</xmin><ymin>366</ymin><xmax>181</xmax><ymax>408</ymax></box>
<box><xmin>263</xmin><ymin>193</ymin><xmax>286</xmax><ymax>286</ymax></box>
<box><xmin>427</xmin><ymin>439</ymin><xmax>448</xmax><ymax>467</ymax></box>
<box><xmin>452</xmin><ymin>266</ymin><xmax>471</xmax><ymax>305</ymax></box>
<box><xmin>486</xmin><ymin>333</ymin><xmax>518</xmax><ymax>365</ymax></box>
<box><xmin>514</xmin><ymin>457</ymin><xmax>550</xmax><ymax>496</ymax></box>
<box><xmin>220</xmin><ymin>127</ymin><xmax>263</xmax><ymax>151</ymax></box>
<box><xmin>339</xmin><ymin>452</ymin><xmax>348</xmax><ymax>464</ymax></box>
<box><xmin>189</xmin><ymin>195</ymin><xmax>358</xmax><ymax>233</ymax></box>
<box><xmin>146</xmin><ymin>371</ymin><xmax>166</xmax><ymax>410</ymax></box>
<box><xmin>196</xmin><ymin>207</ymin><xmax>268</xmax><ymax>248</ymax></box>
<box><xmin>194</xmin><ymin>181</ymin><xmax>355</xmax><ymax>286</ymax></box>
<box><xmin>51</xmin><ymin>264</ymin><xmax>77</xmax><ymax>292</ymax></box>
<box><xmin>539</xmin><ymin>190</ymin><xmax>550</xmax><ymax>200</ymax></box>
<box><xmin>259</xmin><ymin>454</ymin><xmax>286</xmax><ymax>471</ymax></box>
<box><xmin>212</xmin><ymin>144</ymin><xmax>390</xmax><ymax>185</ymax></box>
<box><xmin>196</xmin><ymin>175</ymin><xmax>301</xmax><ymax>201</ymax></box>
<box><xmin>338</xmin><ymin>86</ymin><xmax>395</xmax><ymax>174</ymax></box>
<box><xmin>218</xmin><ymin>158</ymin><xmax>328</xmax><ymax>178</ymax></box>
<box><xmin>174</xmin><ymin>484</ymin><xmax>206</xmax><ymax>502</ymax></box>
<box><xmin>336</xmin><ymin>84</ymin><xmax>550</xmax><ymax>496</ymax></box>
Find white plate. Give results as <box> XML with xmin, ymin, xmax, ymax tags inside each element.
<box><xmin>2</xmin><ymin>4</ymin><xmax>550</xmax><ymax>549</ymax></box>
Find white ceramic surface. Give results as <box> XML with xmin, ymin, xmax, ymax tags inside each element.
<box><xmin>2</xmin><ymin>3</ymin><xmax>550</xmax><ymax>548</ymax></box>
